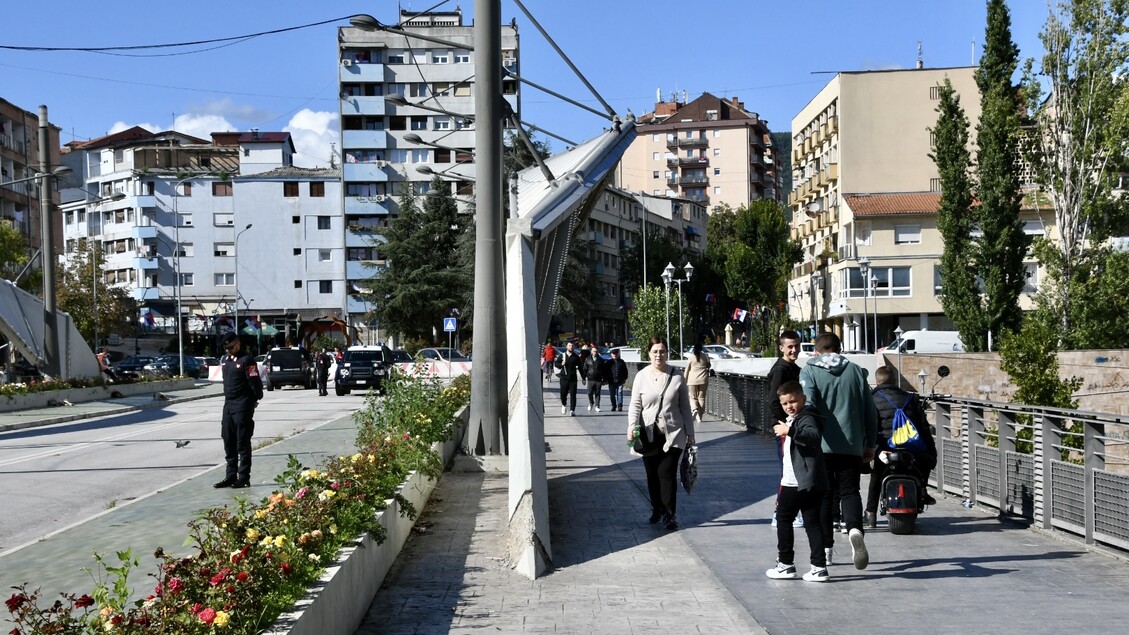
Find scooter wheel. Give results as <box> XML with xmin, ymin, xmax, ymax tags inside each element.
<box><xmin>888</xmin><ymin>513</ymin><xmax>916</xmax><ymax>535</ymax></box>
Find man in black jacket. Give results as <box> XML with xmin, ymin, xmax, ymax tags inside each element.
<box><xmin>766</xmin><ymin>330</ymin><xmax>804</xmax><ymax>529</ymax></box>
<box><xmin>315</xmin><ymin>348</ymin><xmax>332</xmax><ymax>396</ymax></box>
<box><xmin>866</xmin><ymin>366</ymin><xmax>938</xmax><ymax>526</ymax></box>
<box><xmin>606</xmin><ymin>349</ymin><xmax>629</xmax><ymax>411</ymax></box>
<box><xmin>558</xmin><ymin>341</ymin><xmax>581</xmax><ymax>416</ymax></box>
<box><xmin>215</xmin><ymin>332</ymin><xmax>264</xmax><ymax>488</ymax></box>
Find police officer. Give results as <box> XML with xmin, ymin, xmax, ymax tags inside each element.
<box><xmin>214</xmin><ymin>332</ymin><xmax>263</xmax><ymax>488</ymax></box>
<box><xmin>315</xmin><ymin>347</ymin><xmax>332</xmax><ymax>396</ymax></box>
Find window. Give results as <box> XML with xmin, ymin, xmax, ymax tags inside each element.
<box><xmin>652</xmin><ymin>171</ymin><xmax>660</xmax><ymax>179</ymax></box>
<box><xmin>284</xmin><ymin>182</ymin><xmax>299</xmax><ymax>197</ymax></box>
<box><xmin>845</xmin><ymin>266</ymin><xmax>911</xmax><ymax>297</ymax></box>
<box><xmin>853</xmin><ymin>221</ymin><xmax>872</xmax><ymax>246</ymax></box>
<box><xmin>431</xmin><ymin>52</ymin><xmax>449</xmax><ymax>64</ymax></box>
<box><xmin>410</xmin><ymin>116</ymin><xmax>428</xmax><ymax>130</ymax></box>
<box><xmin>387</xmin><ymin>83</ymin><xmax>406</xmax><ymax>97</ymax></box>
<box><xmin>409</xmin><ymin>83</ymin><xmax>429</xmax><ymax>98</ymax></box>
<box><xmin>177</xmin><ymin>213</ymin><xmax>192</xmax><ymax>227</ymax></box>
<box><xmin>180</xmin><ymin>273</ymin><xmax>194</xmax><ymax>286</ymax></box>
<box><xmin>388</xmin><ymin>53</ymin><xmax>406</xmax><ymax>64</ymax></box>
<box><xmin>318</xmin><ymin>249</ymin><xmax>331</xmax><ymax>262</ymax></box>
<box><xmin>214</xmin><ymin>242</ymin><xmax>234</xmax><ymax>257</ymax></box>
<box><xmin>294</xmin><ymin>280</ymin><xmax>303</xmax><ymax>288</ymax></box>
<box><xmin>176</xmin><ymin>243</ymin><xmax>193</xmax><ymax>257</ymax></box>
<box><xmin>705</xmin><ymin>109</ymin><xmax>718</xmax><ymax>121</ymax></box>
<box><xmin>212</xmin><ymin>182</ymin><xmax>232</xmax><ymax>197</ymax></box>
<box><xmin>455</xmin><ymin>51</ymin><xmax>470</xmax><ymax>63</ymax></box>
<box><xmin>214</xmin><ymin>273</ymin><xmax>235</xmax><ymax>286</ymax></box>
<box><xmin>310</xmin><ymin>181</ymin><xmax>325</xmax><ymax>197</ymax></box>
<box><xmin>213</xmin><ymin>213</ymin><xmax>234</xmax><ymax>227</ymax></box>
<box><xmin>178</xmin><ymin>182</ymin><xmax>192</xmax><ymax>197</ymax></box>
<box><xmin>388</xmin><ymin>149</ymin><xmax>409</xmax><ymax>163</ymax></box>
<box><xmin>434</xmin><ymin>149</ymin><xmax>452</xmax><ymax>163</ymax></box>
<box><xmin>713</xmin><ymin>186</ymin><xmax>721</xmax><ymax>195</ymax></box>
<box><xmin>713</xmin><ymin>148</ymin><xmax>721</xmax><ymax>157</ymax></box>
<box><xmin>1023</xmin><ymin>262</ymin><xmax>1039</xmax><ymax>294</ymax></box>
<box><xmin>652</xmin><ymin>134</ymin><xmax>659</xmax><ymax>142</ymax></box>
<box><xmin>930</xmin><ymin>177</ymin><xmax>942</xmax><ymax>192</ymax></box>
<box><xmin>411</xmin><ymin>149</ymin><xmax>430</xmax><ymax>163</ymax></box>
<box><xmin>714</xmin><ymin>129</ymin><xmax>721</xmax><ymax>138</ymax></box>
<box><xmin>318</xmin><ymin>280</ymin><xmax>333</xmax><ymax>294</ymax></box>
<box><xmin>1023</xmin><ymin>220</ymin><xmax>1045</xmax><ymax>236</ymax></box>
<box><xmin>714</xmin><ymin>168</ymin><xmax>721</xmax><ymax>175</ymax></box>
<box><xmin>293</xmin><ymin>248</ymin><xmax>301</xmax><ymax>256</ymax></box>
<box><xmin>453</xmin><ymin>82</ymin><xmax>471</xmax><ymax>97</ymax></box>
<box><xmin>434</xmin><ymin>117</ymin><xmax>452</xmax><ymax>130</ymax></box>
<box><xmin>894</xmin><ymin>224</ymin><xmax>921</xmax><ymax>245</ymax></box>
<box><xmin>929</xmin><ymin>85</ymin><xmax>941</xmax><ymax>100</ymax></box>
<box><xmin>292</xmin><ymin>215</ymin><xmax>300</xmax><ymax>224</ymax></box>
<box><xmin>317</xmin><ymin>216</ymin><xmax>331</xmax><ymax>230</ymax></box>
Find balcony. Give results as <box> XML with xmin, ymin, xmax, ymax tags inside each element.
<box><xmin>828</xmin><ymin>116</ymin><xmax>838</xmax><ymax>135</ymax></box>
<box><xmin>132</xmin><ymin>194</ymin><xmax>157</xmax><ymax>210</ymax></box>
<box><xmin>347</xmin><ymin>260</ymin><xmax>379</xmax><ymax>279</ymax></box>
<box><xmin>339</xmin><ymin>59</ymin><xmax>384</xmax><ymax>82</ymax></box>
<box><xmin>666</xmin><ymin>173</ymin><xmax>680</xmax><ymax>185</ymax></box>
<box><xmin>680</xmin><ymin>174</ymin><xmax>709</xmax><ymax>185</ymax></box>
<box><xmin>341</xmin><ymin>130</ymin><xmax>389</xmax><ymax>149</ymax></box>
<box><xmin>344</xmin><ymin>163</ymin><xmax>390</xmax><ymax>182</ymax></box>
<box><xmin>131</xmin><ymin>225</ymin><xmax>157</xmax><ymax>240</ymax></box>
<box><xmin>134</xmin><ymin>255</ymin><xmax>159</xmax><ymax>270</ymax></box>
<box><xmin>667</xmin><ymin>156</ymin><xmax>710</xmax><ymax>167</ymax></box>
<box><xmin>133</xmin><ymin>286</ymin><xmax>160</xmax><ymax>301</ymax></box>
<box><xmin>344</xmin><ymin>196</ymin><xmax>391</xmax><ymax>215</ymax></box>
<box><xmin>340</xmin><ymin>95</ymin><xmax>386</xmax><ymax>117</ymax></box>
<box><xmin>589</xmin><ymin>230</ymin><xmax>604</xmax><ymax>244</ymax></box>
<box><xmin>667</xmin><ymin>136</ymin><xmax>708</xmax><ymax>149</ymax></box>
<box><xmin>827</xmin><ymin>163</ymin><xmax>839</xmax><ymax>182</ymax></box>
<box><xmin>347</xmin><ymin>295</ymin><xmax>373</xmax><ymax>315</ymax></box>
<box><xmin>346</xmin><ymin>226</ymin><xmax>379</xmax><ymax>248</ymax></box>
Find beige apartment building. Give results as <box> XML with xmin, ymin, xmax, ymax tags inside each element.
<box><xmin>616</xmin><ymin>92</ymin><xmax>781</xmax><ymax>211</ymax></box>
<box><xmin>1</xmin><ymin>98</ymin><xmax>64</xmax><ymax>269</ymax></box>
<box><xmin>787</xmin><ymin>66</ymin><xmax>1051</xmax><ymax>351</ymax></box>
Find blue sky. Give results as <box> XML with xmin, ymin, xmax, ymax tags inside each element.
<box><xmin>1</xmin><ymin>1</ymin><xmax>1052</xmax><ymax>168</ymax></box>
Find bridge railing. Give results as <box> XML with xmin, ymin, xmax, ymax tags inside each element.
<box><xmin>700</xmin><ymin>370</ymin><xmax>1129</xmax><ymax>556</ymax></box>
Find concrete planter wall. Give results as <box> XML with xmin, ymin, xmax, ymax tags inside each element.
<box><xmin>0</xmin><ymin>378</ymin><xmax>194</xmax><ymax>413</ymax></box>
<box><xmin>266</xmin><ymin>405</ymin><xmax>469</xmax><ymax>635</ymax></box>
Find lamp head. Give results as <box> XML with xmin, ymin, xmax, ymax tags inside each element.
<box><xmin>349</xmin><ymin>14</ymin><xmax>381</xmax><ymax>30</ymax></box>
<box><xmin>403</xmin><ymin>133</ymin><xmax>424</xmax><ymax>144</ymax></box>
<box><xmin>52</xmin><ymin>166</ymin><xmax>74</xmax><ymax>178</ymax></box>
<box><xmin>894</xmin><ymin>326</ymin><xmax>904</xmax><ymax>336</ymax></box>
<box><xmin>385</xmin><ymin>94</ymin><xmax>408</xmax><ymax>107</ymax></box>
<box><xmin>416</xmin><ymin>166</ymin><xmax>436</xmax><ymax>176</ymax></box>
<box><xmin>683</xmin><ymin>261</ymin><xmax>694</xmax><ymax>281</ymax></box>
<box><xmin>244</xmin><ymin>223</ymin><xmax>252</xmax><ymax>230</ymax></box>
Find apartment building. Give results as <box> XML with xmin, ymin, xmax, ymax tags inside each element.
<box><xmin>59</xmin><ymin>128</ymin><xmax>344</xmax><ymax>353</ymax></box>
<box><xmin>616</xmin><ymin>91</ymin><xmax>782</xmax><ymax>211</ymax></box>
<box><xmin>571</xmin><ymin>186</ymin><xmax>708</xmax><ymax>344</ymax></box>
<box><xmin>1</xmin><ymin>98</ymin><xmax>64</xmax><ymax>269</ymax></box>
<box><xmin>336</xmin><ymin>9</ymin><xmax>519</xmax><ymax>332</ymax></box>
<box><xmin>787</xmin><ymin>66</ymin><xmax>1049</xmax><ymax>351</ymax></box>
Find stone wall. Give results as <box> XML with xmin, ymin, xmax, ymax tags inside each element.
<box><xmin>881</xmin><ymin>349</ymin><xmax>1129</xmax><ymax>416</ymax></box>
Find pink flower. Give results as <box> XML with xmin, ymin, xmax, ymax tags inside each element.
<box><xmin>190</xmin><ymin>603</ymin><xmax>203</xmax><ymax>615</ymax></box>
<box><xmin>330</xmin><ymin>482</ymin><xmax>340</xmax><ymax>490</ymax></box>
<box><xmin>296</xmin><ymin>486</ymin><xmax>309</xmax><ymax>499</ymax></box>
<box><xmin>75</xmin><ymin>594</ymin><xmax>95</xmax><ymax>608</ymax></box>
<box><xmin>209</xmin><ymin>572</ymin><xmax>225</xmax><ymax>586</ymax></box>
<box><xmin>198</xmin><ymin>607</ymin><xmax>217</xmax><ymax>624</ymax></box>
<box><xmin>167</xmin><ymin>577</ymin><xmax>184</xmax><ymax>595</ymax></box>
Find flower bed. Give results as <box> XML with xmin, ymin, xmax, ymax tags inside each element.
<box><xmin>6</xmin><ymin>371</ymin><xmax>470</xmax><ymax>634</ymax></box>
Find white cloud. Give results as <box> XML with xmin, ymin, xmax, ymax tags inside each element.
<box><xmin>285</xmin><ymin>109</ymin><xmax>339</xmax><ymax>169</ymax></box>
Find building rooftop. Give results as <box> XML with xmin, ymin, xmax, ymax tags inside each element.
<box><xmin>845</xmin><ymin>192</ymin><xmax>942</xmax><ymax>216</ymax></box>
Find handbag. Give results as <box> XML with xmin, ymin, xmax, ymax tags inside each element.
<box><xmin>680</xmin><ymin>445</ymin><xmax>698</xmax><ymax>494</ymax></box>
<box><xmin>632</xmin><ymin>370</ymin><xmax>672</xmax><ymax>455</ymax></box>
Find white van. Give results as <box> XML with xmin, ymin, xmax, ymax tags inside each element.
<box><xmin>885</xmin><ymin>330</ymin><xmax>964</xmax><ymax>354</ymax></box>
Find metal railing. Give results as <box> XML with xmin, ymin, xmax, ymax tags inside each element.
<box><xmin>700</xmin><ymin>371</ymin><xmax>1129</xmax><ymax>556</ymax></box>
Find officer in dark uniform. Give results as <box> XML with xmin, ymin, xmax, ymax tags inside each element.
<box><xmin>315</xmin><ymin>348</ymin><xmax>332</xmax><ymax>396</ymax></box>
<box><xmin>214</xmin><ymin>332</ymin><xmax>264</xmax><ymax>488</ymax></box>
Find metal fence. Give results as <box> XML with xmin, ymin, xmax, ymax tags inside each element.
<box><xmin>700</xmin><ymin>370</ymin><xmax>1129</xmax><ymax>556</ymax></box>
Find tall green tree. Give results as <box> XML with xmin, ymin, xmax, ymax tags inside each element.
<box><xmin>0</xmin><ymin>221</ymin><xmax>29</xmax><ymax>280</ymax></box>
<box><xmin>706</xmin><ymin>201</ymin><xmax>801</xmax><ymax>351</ymax></box>
<box><xmin>626</xmin><ymin>285</ymin><xmax>690</xmax><ymax>360</ymax></box>
<box><xmin>56</xmin><ymin>239</ymin><xmax>138</xmax><ymax>347</ymax></box>
<box><xmin>1022</xmin><ymin>0</ymin><xmax>1129</xmax><ymax>344</ymax></box>
<box><xmin>366</xmin><ymin>181</ymin><xmax>471</xmax><ymax>342</ymax></box>
<box><xmin>930</xmin><ymin>78</ymin><xmax>988</xmax><ymax>350</ymax></box>
<box><xmin>619</xmin><ymin>226</ymin><xmax>687</xmax><ymax>296</ymax></box>
<box><xmin>975</xmin><ymin>0</ymin><xmax>1030</xmax><ymax>343</ymax></box>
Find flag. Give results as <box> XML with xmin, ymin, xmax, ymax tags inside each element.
<box><xmin>737</xmin><ymin>309</ymin><xmax>748</xmax><ymax>322</ymax></box>
<box><xmin>732</xmin><ymin>307</ymin><xmax>740</xmax><ymax>321</ymax></box>
<box><xmin>705</xmin><ymin>293</ymin><xmax>715</xmax><ymax>303</ymax></box>
<box><xmin>144</xmin><ymin>311</ymin><xmax>155</xmax><ymax>326</ymax></box>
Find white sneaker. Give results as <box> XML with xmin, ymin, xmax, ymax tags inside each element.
<box><xmin>765</xmin><ymin>562</ymin><xmax>796</xmax><ymax>579</ymax></box>
<box><xmin>595</xmin><ymin>405</ymin><xmax>601</xmax><ymax>412</ymax></box>
<box><xmin>771</xmin><ymin>512</ymin><xmax>778</xmax><ymax>527</ymax></box>
<box><xmin>792</xmin><ymin>515</ymin><xmax>804</xmax><ymax>528</ymax></box>
<box><xmin>849</xmin><ymin>528</ymin><xmax>869</xmax><ymax>570</ymax></box>
<box><xmin>587</xmin><ymin>404</ymin><xmax>593</xmax><ymax>412</ymax></box>
<box><xmin>802</xmin><ymin>566</ymin><xmax>829</xmax><ymax>582</ymax></box>
<box><xmin>561</xmin><ymin>406</ymin><xmax>568</xmax><ymax>415</ymax></box>
<box><xmin>824</xmin><ymin>547</ymin><xmax>834</xmax><ymax>566</ymax></box>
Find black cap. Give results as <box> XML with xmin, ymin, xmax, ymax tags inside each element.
<box><xmin>222</xmin><ymin>332</ymin><xmax>239</xmax><ymax>346</ymax></box>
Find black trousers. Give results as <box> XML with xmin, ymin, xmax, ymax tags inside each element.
<box><xmin>559</xmin><ymin>376</ymin><xmax>577</xmax><ymax>409</ymax></box>
<box><xmin>587</xmin><ymin>380</ymin><xmax>603</xmax><ymax>406</ymax></box>
<box><xmin>221</xmin><ymin>405</ymin><xmax>256</xmax><ymax>482</ymax></box>
<box><xmin>643</xmin><ymin>447</ymin><xmax>683</xmax><ymax>516</ymax></box>
<box><xmin>820</xmin><ymin>453</ymin><xmax>864</xmax><ymax>547</ymax></box>
<box><xmin>317</xmin><ymin>372</ymin><xmax>328</xmax><ymax>395</ymax></box>
<box><xmin>776</xmin><ymin>485</ymin><xmax>827</xmax><ymax>568</ymax></box>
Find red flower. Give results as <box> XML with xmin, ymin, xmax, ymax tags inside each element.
<box><xmin>241</xmin><ymin>545</ymin><xmax>251</xmax><ymax>557</ymax></box>
<box><xmin>5</xmin><ymin>593</ymin><xmax>27</xmax><ymax>612</ymax></box>
<box><xmin>109</xmin><ymin>615</ymin><xmax>123</xmax><ymax>626</ymax></box>
<box><xmin>167</xmin><ymin>577</ymin><xmax>184</xmax><ymax>595</ymax></box>
<box><xmin>236</xmin><ymin>571</ymin><xmax>249</xmax><ymax>582</ymax></box>
<box><xmin>190</xmin><ymin>603</ymin><xmax>203</xmax><ymax>615</ymax></box>
<box><xmin>198</xmin><ymin>607</ymin><xmax>217</xmax><ymax>624</ymax></box>
<box><xmin>75</xmin><ymin>594</ymin><xmax>95</xmax><ymax>608</ymax></box>
<box><xmin>264</xmin><ymin>552</ymin><xmax>273</xmax><ymax>560</ymax></box>
<box><xmin>209</xmin><ymin>572</ymin><xmax>225</xmax><ymax>586</ymax></box>
<box><xmin>226</xmin><ymin>585</ymin><xmax>235</xmax><ymax>594</ymax></box>
<box><xmin>280</xmin><ymin>562</ymin><xmax>292</xmax><ymax>576</ymax></box>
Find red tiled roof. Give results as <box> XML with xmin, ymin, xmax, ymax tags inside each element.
<box><xmin>238</xmin><ymin>132</ymin><xmax>291</xmax><ymax>144</ymax></box>
<box><xmin>844</xmin><ymin>192</ymin><xmax>941</xmax><ymax>216</ymax></box>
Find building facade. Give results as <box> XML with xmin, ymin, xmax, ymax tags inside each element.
<box><xmin>786</xmin><ymin>66</ymin><xmax>1048</xmax><ymax>351</ymax></box>
<box><xmin>59</xmin><ymin>128</ymin><xmax>344</xmax><ymax>353</ymax></box>
<box><xmin>1</xmin><ymin>98</ymin><xmax>64</xmax><ymax>269</ymax></box>
<box><xmin>336</xmin><ymin>9</ymin><xmax>520</xmax><ymax>337</ymax></box>
<box><xmin>616</xmin><ymin>91</ymin><xmax>782</xmax><ymax>211</ymax></box>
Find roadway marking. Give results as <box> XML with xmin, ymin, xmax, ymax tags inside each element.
<box><xmin>0</xmin><ymin>414</ymin><xmax>213</xmax><ymax>468</ymax></box>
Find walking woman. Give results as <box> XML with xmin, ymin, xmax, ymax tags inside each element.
<box><xmin>627</xmin><ymin>336</ymin><xmax>695</xmax><ymax>530</ymax></box>
<box><xmin>685</xmin><ymin>337</ymin><xmax>711</xmax><ymax>423</ymax></box>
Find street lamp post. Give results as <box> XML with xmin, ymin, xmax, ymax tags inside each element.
<box><xmin>661</xmin><ymin>262</ymin><xmax>693</xmax><ymax>355</ymax></box>
<box><xmin>810</xmin><ymin>271</ymin><xmax>821</xmax><ymax>339</ymax></box>
<box><xmin>917</xmin><ymin>368</ymin><xmax>929</xmax><ymax>395</ymax></box>
<box><xmin>234</xmin><ymin>223</ymin><xmax>253</xmax><ymax>349</ymax></box>
<box><xmin>848</xmin><ymin>319</ymin><xmax>860</xmax><ymax>352</ymax></box>
<box><xmin>171</xmin><ymin>177</ymin><xmax>195</xmax><ymax>377</ymax></box>
<box><xmin>858</xmin><ymin>256</ymin><xmax>870</xmax><ymax>353</ymax></box>
<box><xmin>661</xmin><ymin>263</ymin><xmax>673</xmax><ymax>350</ymax></box>
<box><xmin>894</xmin><ymin>325</ymin><xmax>904</xmax><ymax>387</ymax></box>
<box><xmin>870</xmin><ymin>272</ymin><xmax>879</xmax><ymax>351</ymax></box>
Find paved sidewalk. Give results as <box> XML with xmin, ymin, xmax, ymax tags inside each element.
<box><xmin>358</xmin><ymin>388</ymin><xmax>1129</xmax><ymax>635</ymax></box>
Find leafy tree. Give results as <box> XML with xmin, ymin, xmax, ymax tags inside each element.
<box><xmin>0</xmin><ymin>221</ymin><xmax>29</xmax><ymax>280</ymax></box>
<box><xmin>619</xmin><ymin>225</ymin><xmax>687</xmax><ymax>296</ymax></box>
<box><xmin>366</xmin><ymin>181</ymin><xmax>471</xmax><ymax>342</ymax></box>
<box><xmin>706</xmin><ymin>201</ymin><xmax>800</xmax><ymax>351</ymax></box>
<box><xmin>975</xmin><ymin>0</ymin><xmax>1030</xmax><ymax>343</ymax></box>
<box><xmin>553</xmin><ymin>234</ymin><xmax>600</xmax><ymax>326</ymax></box>
<box><xmin>626</xmin><ymin>285</ymin><xmax>690</xmax><ymax>360</ymax></box>
<box><xmin>930</xmin><ymin>78</ymin><xmax>988</xmax><ymax>350</ymax></box>
<box><xmin>56</xmin><ymin>239</ymin><xmax>138</xmax><ymax>347</ymax></box>
<box><xmin>1022</xmin><ymin>0</ymin><xmax>1129</xmax><ymax>341</ymax></box>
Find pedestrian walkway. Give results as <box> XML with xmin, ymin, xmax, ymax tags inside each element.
<box><xmin>358</xmin><ymin>388</ymin><xmax>1129</xmax><ymax>634</ymax></box>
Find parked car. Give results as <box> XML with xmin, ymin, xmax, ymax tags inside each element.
<box><xmin>800</xmin><ymin>342</ymin><xmax>817</xmax><ymax>357</ymax></box>
<box><xmin>195</xmin><ymin>356</ymin><xmax>220</xmax><ymax>377</ymax></box>
<box><xmin>143</xmin><ymin>355</ymin><xmax>204</xmax><ymax>378</ymax></box>
<box><xmin>112</xmin><ymin>355</ymin><xmax>154</xmax><ymax>380</ymax></box>
<box><xmin>388</xmin><ymin>349</ymin><xmax>413</xmax><ymax>375</ymax></box>
<box><xmin>335</xmin><ymin>346</ymin><xmax>391</xmax><ymax>395</ymax></box>
<box><xmin>417</xmin><ymin>347</ymin><xmax>470</xmax><ymax>363</ymax></box>
<box><xmin>684</xmin><ymin>344</ymin><xmax>759</xmax><ymax>359</ymax></box>
<box><xmin>263</xmin><ymin>347</ymin><xmax>315</xmax><ymax>391</ymax></box>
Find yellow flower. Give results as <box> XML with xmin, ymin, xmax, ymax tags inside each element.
<box><xmin>260</xmin><ymin>535</ymin><xmax>274</xmax><ymax>547</ymax></box>
<box><xmin>351</xmin><ymin>453</ymin><xmax>363</xmax><ymax>463</ymax></box>
<box><xmin>329</xmin><ymin>523</ymin><xmax>337</xmax><ymax>535</ymax></box>
<box><xmin>245</xmin><ymin>528</ymin><xmax>260</xmax><ymax>542</ymax></box>
<box><xmin>254</xmin><ymin>509</ymin><xmax>268</xmax><ymax>520</ymax></box>
<box><xmin>367</xmin><ymin>454</ymin><xmax>375</xmax><ymax>462</ymax></box>
<box><xmin>273</xmin><ymin>535</ymin><xmax>286</xmax><ymax>548</ymax></box>
<box><xmin>214</xmin><ymin>610</ymin><xmax>230</xmax><ymax>627</ymax></box>
<box><xmin>308</xmin><ymin>553</ymin><xmax>320</xmax><ymax>562</ymax></box>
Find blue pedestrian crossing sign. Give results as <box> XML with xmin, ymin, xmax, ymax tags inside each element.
<box><xmin>443</xmin><ymin>317</ymin><xmax>457</xmax><ymax>332</ymax></box>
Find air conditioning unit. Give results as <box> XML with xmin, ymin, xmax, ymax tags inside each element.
<box><xmin>374</xmin><ymin>195</ymin><xmax>386</xmax><ymax>202</ymax></box>
<box><xmin>375</xmin><ymin>160</ymin><xmax>388</xmax><ymax>168</ymax></box>
<box><xmin>342</xmin><ymin>59</ymin><xmax>353</xmax><ymax>67</ymax></box>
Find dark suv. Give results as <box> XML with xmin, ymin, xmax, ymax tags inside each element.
<box><xmin>263</xmin><ymin>347</ymin><xmax>314</xmax><ymax>391</ymax></box>
<box><xmin>334</xmin><ymin>346</ymin><xmax>389</xmax><ymax>395</ymax></box>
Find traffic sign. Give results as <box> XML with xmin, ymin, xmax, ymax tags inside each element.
<box><xmin>443</xmin><ymin>317</ymin><xmax>457</xmax><ymax>332</ymax></box>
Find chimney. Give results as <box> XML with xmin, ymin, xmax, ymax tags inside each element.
<box><xmin>251</xmin><ymin>128</ymin><xmax>260</xmax><ymax>140</ymax></box>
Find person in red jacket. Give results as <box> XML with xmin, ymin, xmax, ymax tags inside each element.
<box><xmin>542</xmin><ymin>340</ymin><xmax>556</xmax><ymax>385</ymax></box>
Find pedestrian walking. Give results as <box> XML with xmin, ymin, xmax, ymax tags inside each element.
<box><xmin>799</xmin><ymin>332</ymin><xmax>877</xmax><ymax>570</ymax></box>
<box><xmin>315</xmin><ymin>347</ymin><xmax>332</xmax><ymax>396</ymax></box>
<box><xmin>606</xmin><ymin>349</ymin><xmax>628</xmax><ymax>411</ymax></box>
<box><xmin>684</xmin><ymin>337</ymin><xmax>711</xmax><ymax>422</ymax></box>
<box><xmin>558</xmin><ymin>341</ymin><xmax>581</xmax><ymax>416</ymax></box>
<box><xmin>627</xmin><ymin>336</ymin><xmax>695</xmax><ymax>530</ymax></box>
<box><xmin>583</xmin><ymin>347</ymin><xmax>606</xmax><ymax>412</ymax></box>
<box><xmin>542</xmin><ymin>340</ymin><xmax>556</xmax><ymax>385</ymax></box>
<box><xmin>214</xmin><ymin>333</ymin><xmax>264</xmax><ymax>489</ymax></box>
